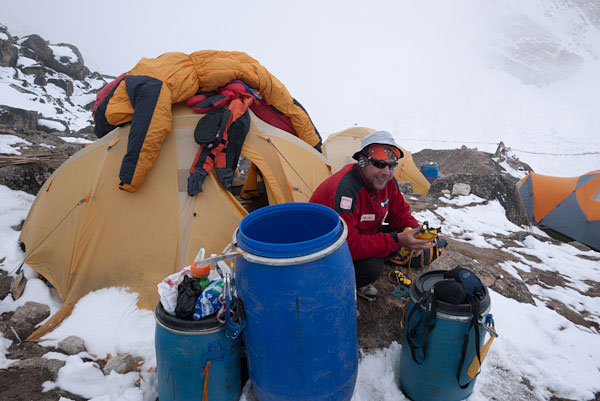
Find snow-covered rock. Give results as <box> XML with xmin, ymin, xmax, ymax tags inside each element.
<box><xmin>0</xmin><ymin>26</ymin><xmax>108</xmax><ymax>136</ymax></box>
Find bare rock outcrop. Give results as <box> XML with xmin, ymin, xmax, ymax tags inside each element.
<box><xmin>3</xmin><ymin>301</ymin><xmax>50</xmax><ymax>341</ymax></box>
<box><xmin>19</xmin><ymin>34</ymin><xmax>90</xmax><ymax>81</ymax></box>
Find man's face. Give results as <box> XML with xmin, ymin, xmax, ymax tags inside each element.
<box><xmin>361</xmin><ymin>158</ymin><xmax>396</xmax><ymax>190</ymax></box>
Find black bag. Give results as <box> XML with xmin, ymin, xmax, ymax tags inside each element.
<box><xmin>444</xmin><ymin>265</ymin><xmax>483</xmax><ymax>296</ymax></box>
<box><xmin>175</xmin><ymin>275</ymin><xmax>202</xmax><ymax>320</ymax></box>
<box><xmin>434</xmin><ymin>279</ymin><xmax>467</xmax><ymax>305</ymax></box>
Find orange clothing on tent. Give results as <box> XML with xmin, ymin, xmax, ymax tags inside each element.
<box><xmin>518</xmin><ymin>170</ymin><xmax>600</xmax><ymax>250</ymax></box>
<box><xmin>94</xmin><ymin>51</ymin><xmax>322</xmax><ymax>193</ymax></box>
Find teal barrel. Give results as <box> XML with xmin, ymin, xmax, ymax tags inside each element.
<box><xmin>235</xmin><ymin>202</ymin><xmax>358</xmax><ymax>401</ymax></box>
<box><xmin>155</xmin><ymin>303</ymin><xmax>241</xmax><ymax>401</ymax></box>
<box><xmin>420</xmin><ymin>161</ymin><xmax>439</xmax><ymax>184</ymax></box>
<box><xmin>400</xmin><ymin>270</ymin><xmax>491</xmax><ymax>401</ymax></box>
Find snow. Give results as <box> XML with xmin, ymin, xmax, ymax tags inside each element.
<box><xmin>48</xmin><ymin>44</ymin><xmax>78</xmax><ymax>65</ymax></box>
<box><xmin>40</xmin><ymin>288</ymin><xmax>156</xmax><ymax>363</ymax></box>
<box><xmin>439</xmin><ymin>194</ymin><xmax>487</xmax><ymax>206</ymax></box>
<box><xmin>0</xmin><ymin>134</ymin><xmax>31</xmax><ymax>155</ymax></box>
<box><xmin>38</xmin><ymin>119</ymin><xmax>66</xmax><ymax>131</ymax></box>
<box><xmin>0</xmin><ymin>66</ymin><xmax>95</xmax><ymax>131</ymax></box>
<box><xmin>59</xmin><ymin>136</ymin><xmax>94</xmax><ymax>144</ymax></box>
<box><xmin>16</xmin><ymin>56</ymin><xmax>38</xmax><ymax>68</ymax></box>
<box><xmin>43</xmin><ymin>355</ymin><xmax>141</xmax><ymax>399</ymax></box>
<box><xmin>0</xmin><ymin>175</ymin><xmax>598</xmax><ymax>400</ymax></box>
<box><xmin>0</xmin><ymin>335</ymin><xmax>14</xmax><ymax>369</ymax></box>
<box><xmin>1</xmin><ymin>1</ymin><xmax>600</xmax><ymax>399</ymax></box>
<box><xmin>413</xmin><ymin>200</ymin><xmax>524</xmax><ymax>250</ymax></box>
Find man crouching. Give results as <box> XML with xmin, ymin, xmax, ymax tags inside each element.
<box><xmin>310</xmin><ymin>131</ymin><xmax>434</xmax><ymax>301</ymax></box>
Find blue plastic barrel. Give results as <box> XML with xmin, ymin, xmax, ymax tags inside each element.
<box><xmin>399</xmin><ymin>270</ymin><xmax>491</xmax><ymax>401</ymax></box>
<box><xmin>421</xmin><ymin>161</ymin><xmax>439</xmax><ymax>184</ymax></box>
<box><xmin>155</xmin><ymin>303</ymin><xmax>241</xmax><ymax>401</ymax></box>
<box><xmin>235</xmin><ymin>202</ymin><xmax>358</xmax><ymax>401</ymax></box>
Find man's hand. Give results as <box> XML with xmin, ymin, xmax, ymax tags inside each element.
<box><xmin>397</xmin><ymin>226</ymin><xmax>436</xmax><ymax>251</ymax></box>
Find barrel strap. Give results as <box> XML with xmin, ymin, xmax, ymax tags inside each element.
<box><xmin>406</xmin><ymin>289</ymin><xmax>437</xmax><ymax>364</ymax></box>
<box><xmin>457</xmin><ymin>297</ymin><xmax>481</xmax><ymax>389</ymax></box>
<box><xmin>405</xmin><ymin>294</ymin><xmax>425</xmax><ymax>363</ymax></box>
<box><xmin>202</xmin><ymin>360</ymin><xmax>212</xmax><ymax>401</ymax></box>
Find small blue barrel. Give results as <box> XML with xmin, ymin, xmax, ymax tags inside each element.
<box><xmin>235</xmin><ymin>202</ymin><xmax>358</xmax><ymax>401</ymax></box>
<box><xmin>155</xmin><ymin>303</ymin><xmax>241</xmax><ymax>401</ymax></box>
<box><xmin>421</xmin><ymin>161</ymin><xmax>439</xmax><ymax>183</ymax></box>
<box><xmin>400</xmin><ymin>270</ymin><xmax>491</xmax><ymax>401</ymax></box>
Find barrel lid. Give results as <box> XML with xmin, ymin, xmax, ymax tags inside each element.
<box><xmin>154</xmin><ymin>302</ymin><xmax>221</xmax><ymax>332</ymax></box>
<box><xmin>421</xmin><ymin>161</ymin><xmax>438</xmax><ymax>168</ymax></box>
<box><xmin>410</xmin><ymin>270</ymin><xmax>490</xmax><ymax>315</ymax></box>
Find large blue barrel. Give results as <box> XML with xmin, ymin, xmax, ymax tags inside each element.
<box><xmin>155</xmin><ymin>303</ymin><xmax>241</xmax><ymax>401</ymax></box>
<box><xmin>235</xmin><ymin>202</ymin><xmax>358</xmax><ymax>401</ymax></box>
<box><xmin>420</xmin><ymin>161</ymin><xmax>439</xmax><ymax>184</ymax></box>
<box><xmin>400</xmin><ymin>270</ymin><xmax>491</xmax><ymax>401</ymax></box>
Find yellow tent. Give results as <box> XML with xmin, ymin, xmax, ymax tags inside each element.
<box><xmin>20</xmin><ymin>104</ymin><xmax>331</xmax><ymax>339</ymax></box>
<box><xmin>322</xmin><ymin>127</ymin><xmax>430</xmax><ymax>194</ymax></box>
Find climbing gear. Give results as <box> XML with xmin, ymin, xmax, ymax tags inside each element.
<box><xmin>357</xmin><ymin>284</ymin><xmax>379</xmax><ymax>301</ymax></box>
<box><xmin>390</xmin><ymin>221</ymin><xmax>447</xmax><ymax>268</ymax></box>
<box><xmin>219</xmin><ymin>272</ymin><xmax>246</xmax><ymax>339</ymax></box>
<box><xmin>388</xmin><ymin>270</ymin><xmax>412</xmax><ymax>298</ymax></box>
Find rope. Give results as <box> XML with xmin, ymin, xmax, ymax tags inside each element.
<box><xmin>507</xmin><ymin>148</ymin><xmax>599</xmax><ymax>156</ymax></box>
<box><xmin>202</xmin><ymin>360</ymin><xmax>212</xmax><ymax>401</ymax></box>
<box><xmin>395</xmin><ymin>137</ymin><xmax>499</xmax><ymax>145</ymax></box>
<box><xmin>262</xmin><ymin>136</ymin><xmax>315</xmax><ymax>196</ymax></box>
<box><xmin>393</xmin><ymin>137</ymin><xmax>599</xmax><ymax>156</ymax></box>
<box><xmin>23</xmin><ymin>194</ymin><xmax>91</xmax><ymax>259</ymax></box>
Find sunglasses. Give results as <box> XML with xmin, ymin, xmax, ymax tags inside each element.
<box><xmin>369</xmin><ymin>158</ymin><xmax>398</xmax><ymax>169</ymax></box>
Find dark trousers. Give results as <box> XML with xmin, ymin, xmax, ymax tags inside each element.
<box><xmin>353</xmin><ymin>257</ymin><xmax>384</xmax><ymax>288</ymax></box>
<box><xmin>353</xmin><ymin>224</ymin><xmax>398</xmax><ymax>287</ymax></box>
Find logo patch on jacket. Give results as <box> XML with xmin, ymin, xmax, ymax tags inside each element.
<box><xmin>360</xmin><ymin>214</ymin><xmax>376</xmax><ymax>222</ymax></box>
<box><xmin>340</xmin><ymin>196</ymin><xmax>353</xmax><ymax>210</ymax></box>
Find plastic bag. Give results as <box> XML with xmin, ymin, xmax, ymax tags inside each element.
<box><xmin>193</xmin><ymin>280</ymin><xmax>224</xmax><ymax>320</ymax></box>
<box><xmin>157</xmin><ymin>269</ymin><xmax>194</xmax><ymax>315</ymax></box>
<box><xmin>175</xmin><ymin>276</ymin><xmax>203</xmax><ymax>320</ymax></box>
<box><xmin>157</xmin><ymin>248</ymin><xmax>207</xmax><ymax>315</ymax></box>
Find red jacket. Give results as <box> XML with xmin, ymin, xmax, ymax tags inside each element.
<box><xmin>309</xmin><ymin>164</ymin><xmax>418</xmax><ymax>260</ymax></box>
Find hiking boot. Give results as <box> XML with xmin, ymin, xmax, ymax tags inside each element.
<box><xmin>357</xmin><ymin>284</ymin><xmax>378</xmax><ymax>301</ymax></box>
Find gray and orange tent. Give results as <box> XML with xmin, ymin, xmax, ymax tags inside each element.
<box><xmin>19</xmin><ymin>104</ymin><xmax>331</xmax><ymax>339</ymax></box>
<box><xmin>517</xmin><ymin>170</ymin><xmax>600</xmax><ymax>250</ymax></box>
<box><xmin>322</xmin><ymin>126</ymin><xmax>431</xmax><ymax>194</ymax></box>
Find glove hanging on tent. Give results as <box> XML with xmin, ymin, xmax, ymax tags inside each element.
<box><xmin>186</xmin><ymin>91</ymin><xmax>227</xmax><ymax>114</ymax></box>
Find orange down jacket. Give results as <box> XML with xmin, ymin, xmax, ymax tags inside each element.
<box><xmin>98</xmin><ymin>50</ymin><xmax>322</xmax><ymax>193</ymax></box>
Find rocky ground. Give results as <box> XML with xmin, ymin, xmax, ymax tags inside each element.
<box><xmin>357</xmin><ymin>148</ymin><xmax>599</xmax><ymax>354</ymax></box>
<box><xmin>1</xmin><ymin>143</ymin><xmax>599</xmax><ymax>400</ymax></box>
